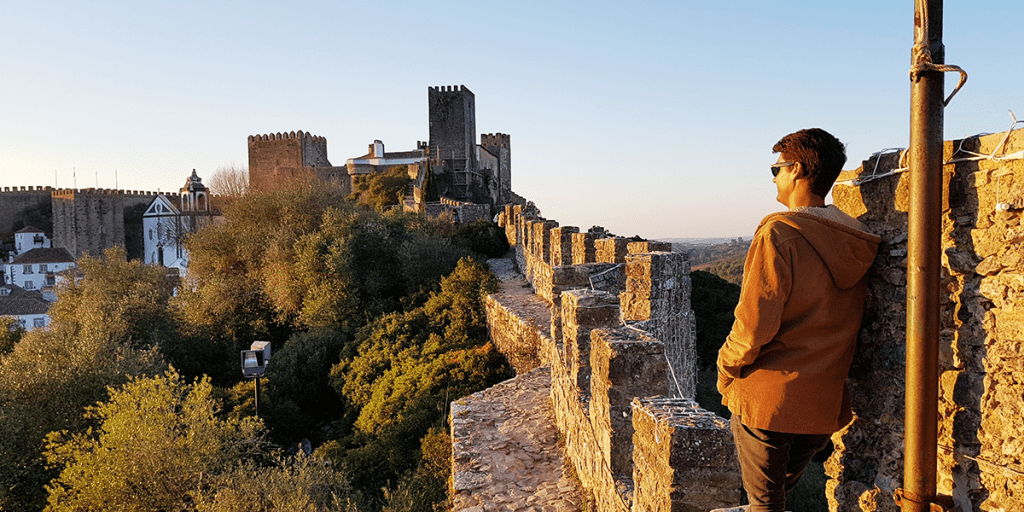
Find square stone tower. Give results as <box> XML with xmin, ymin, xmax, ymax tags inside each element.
<box><xmin>428</xmin><ymin>85</ymin><xmax>477</xmax><ymax>200</ymax></box>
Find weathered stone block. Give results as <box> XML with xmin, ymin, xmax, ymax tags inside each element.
<box><xmin>573</xmin><ymin>232</ymin><xmax>598</xmax><ymax>265</ymax></box>
<box><xmin>632</xmin><ymin>397</ymin><xmax>741</xmax><ymax>512</ymax></box>
<box><xmin>627</xmin><ymin>241</ymin><xmax>672</xmax><ymax>254</ymax></box>
<box><xmin>590</xmin><ymin>328</ymin><xmax>668</xmax><ymax>477</ymax></box>
<box><xmin>561</xmin><ymin>290</ymin><xmax>620</xmax><ymax>398</ymax></box>
<box><xmin>596</xmin><ymin>237</ymin><xmax>630</xmax><ymax>263</ymax></box>
<box><xmin>550</xmin><ymin>226</ymin><xmax>579</xmax><ymax>266</ymax></box>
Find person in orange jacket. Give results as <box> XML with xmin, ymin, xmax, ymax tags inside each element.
<box><xmin>717</xmin><ymin>128</ymin><xmax>881</xmax><ymax>512</ymax></box>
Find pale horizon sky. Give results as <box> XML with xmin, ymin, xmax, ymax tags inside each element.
<box><xmin>2</xmin><ymin>1</ymin><xmax>1022</xmax><ymax>239</ymax></box>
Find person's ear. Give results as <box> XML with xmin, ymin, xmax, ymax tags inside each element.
<box><xmin>793</xmin><ymin>162</ymin><xmax>806</xmax><ymax>179</ymax></box>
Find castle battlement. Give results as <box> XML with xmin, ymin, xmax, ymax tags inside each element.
<box><xmin>460</xmin><ymin>203</ymin><xmax>739</xmax><ymax>512</ymax></box>
<box><xmin>480</xmin><ymin>133</ymin><xmax>510</xmax><ymax>147</ymax></box>
<box><xmin>429</xmin><ymin>84</ymin><xmax>472</xmax><ymax>94</ymax></box>
<box><xmin>0</xmin><ymin>186</ymin><xmax>53</xmax><ymax>193</ymax></box>
<box><xmin>51</xmin><ymin>188</ymin><xmax>160</xmax><ymax>199</ymax></box>
<box><xmin>247</xmin><ymin>130</ymin><xmax>327</xmax><ymax>145</ymax></box>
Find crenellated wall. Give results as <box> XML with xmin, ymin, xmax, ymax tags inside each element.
<box><xmin>827</xmin><ymin>129</ymin><xmax>1024</xmax><ymax>512</ymax></box>
<box><xmin>467</xmin><ymin>204</ymin><xmax>740</xmax><ymax>512</ymax></box>
<box><xmin>51</xmin><ymin>188</ymin><xmax>159</xmax><ymax>259</ymax></box>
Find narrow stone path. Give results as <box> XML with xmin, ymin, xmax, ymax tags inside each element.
<box><xmin>451</xmin><ymin>367</ymin><xmax>584</xmax><ymax>512</ymax></box>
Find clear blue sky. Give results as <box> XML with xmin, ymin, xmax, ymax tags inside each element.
<box><xmin>2</xmin><ymin>1</ymin><xmax>1021</xmax><ymax>238</ymax></box>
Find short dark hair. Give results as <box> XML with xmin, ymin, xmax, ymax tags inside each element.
<box><xmin>773</xmin><ymin>128</ymin><xmax>846</xmax><ymax>198</ymax></box>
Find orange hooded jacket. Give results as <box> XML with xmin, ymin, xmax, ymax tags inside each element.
<box><xmin>717</xmin><ymin>210</ymin><xmax>880</xmax><ymax>435</ymax></box>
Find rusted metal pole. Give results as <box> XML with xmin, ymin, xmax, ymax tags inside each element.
<box><xmin>904</xmin><ymin>0</ymin><xmax>944</xmax><ymax>510</ymax></box>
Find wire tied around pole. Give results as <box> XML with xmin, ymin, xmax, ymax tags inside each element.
<box><xmin>909</xmin><ymin>0</ymin><xmax>967</xmax><ymax>107</ymax></box>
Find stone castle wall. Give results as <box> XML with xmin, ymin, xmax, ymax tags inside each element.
<box><xmin>826</xmin><ymin>128</ymin><xmax>1024</xmax><ymax>512</ymax></box>
<box><xmin>469</xmin><ymin>205</ymin><xmax>740</xmax><ymax>511</ymax></box>
<box><xmin>51</xmin><ymin>188</ymin><xmax>158</xmax><ymax>259</ymax></box>
<box><xmin>247</xmin><ymin>131</ymin><xmax>346</xmax><ymax>193</ymax></box>
<box><xmin>0</xmin><ymin>187</ymin><xmax>53</xmax><ymax>233</ymax></box>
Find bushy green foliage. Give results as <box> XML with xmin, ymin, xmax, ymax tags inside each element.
<box><xmin>0</xmin><ymin>317</ymin><xmax>26</xmax><ymax>355</ymax></box>
<box><xmin>704</xmin><ymin>255</ymin><xmax>746</xmax><ymax>285</ymax></box>
<box><xmin>690</xmin><ymin>270</ymin><xmax>741</xmax><ymax>370</ymax></box>
<box><xmin>260</xmin><ymin>329</ymin><xmax>349</xmax><ymax>443</ymax></box>
<box><xmin>452</xmin><ymin>220</ymin><xmax>510</xmax><ymax>258</ymax></box>
<box><xmin>192</xmin><ymin>455</ymin><xmax>362</xmax><ymax>512</ymax></box>
<box><xmin>48</xmin><ymin>246</ymin><xmax>177</xmax><ymax>347</ymax></box>
<box><xmin>327</xmin><ymin>258</ymin><xmax>512</xmax><ymax>505</ymax></box>
<box><xmin>180</xmin><ymin>183</ymin><xmax>469</xmax><ymax>337</ymax></box>
<box><xmin>0</xmin><ymin>248</ymin><xmax>171</xmax><ymax>511</ymax></box>
<box><xmin>690</xmin><ymin>270</ymin><xmax>741</xmax><ymax>417</ymax></box>
<box><xmin>44</xmin><ymin>369</ymin><xmax>268</xmax><ymax>511</ymax></box>
<box><xmin>380</xmin><ymin>428</ymin><xmax>450</xmax><ymax>512</ymax></box>
<box><xmin>349</xmin><ymin>166</ymin><xmax>412</xmax><ymax>211</ymax></box>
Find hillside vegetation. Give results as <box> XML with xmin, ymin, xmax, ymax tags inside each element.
<box><xmin>674</xmin><ymin>238</ymin><xmax>750</xmax><ymax>284</ymax></box>
<box><xmin>0</xmin><ymin>180</ymin><xmax>511</xmax><ymax>512</ymax></box>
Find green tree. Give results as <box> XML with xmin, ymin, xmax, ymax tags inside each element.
<box><xmin>192</xmin><ymin>455</ymin><xmax>361</xmax><ymax>512</ymax></box>
<box><xmin>0</xmin><ymin>247</ymin><xmax>172</xmax><ymax>511</ymax></box>
<box><xmin>690</xmin><ymin>270</ymin><xmax>741</xmax><ymax>370</ymax></box>
<box><xmin>348</xmin><ymin>166</ymin><xmax>412</xmax><ymax>211</ymax></box>
<box><xmin>0</xmin><ymin>316</ymin><xmax>26</xmax><ymax>355</ymax></box>
<box><xmin>48</xmin><ymin>246</ymin><xmax>177</xmax><ymax>347</ymax></box>
<box><xmin>451</xmin><ymin>220</ymin><xmax>510</xmax><ymax>258</ymax></box>
<box><xmin>43</xmin><ymin>369</ymin><xmax>268</xmax><ymax>512</ymax></box>
<box><xmin>260</xmin><ymin>328</ymin><xmax>349</xmax><ymax>443</ymax></box>
<box><xmin>690</xmin><ymin>269</ymin><xmax>741</xmax><ymax>418</ymax></box>
<box><xmin>328</xmin><ymin>259</ymin><xmax>513</xmax><ymax>503</ymax></box>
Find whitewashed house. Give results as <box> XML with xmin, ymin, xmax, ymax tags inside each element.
<box><xmin>6</xmin><ymin>247</ymin><xmax>76</xmax><ymax>301</ymax></box>
<box><xmin>143</xmin><ymin>170</ymin><xmax>214</xmax><ymax>273</ymax></box>
<box><xmin>0</xmin><ymin>284</ymin><xmax>52</xmax><ymax>329</ymax></box>
<box><xmin>13</xmin><ymin>226</ymin><xmax>51</xmax><ymax>257</ymax></box>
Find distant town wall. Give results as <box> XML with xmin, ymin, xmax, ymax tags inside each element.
<box><xmin>51</xmin><ymin>188</ymin><xmax>159</xmax><ymax>258</ymax></box>
<box><xmin>0</xmin><ymin>187</ymin><xmax>53</xmax><ymax>232</ymax></box>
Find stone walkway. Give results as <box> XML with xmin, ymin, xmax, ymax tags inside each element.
<box><xmin>451</xmin><ymin>367</ymin><xmax>584</xmax><ymax>512</ymax></box>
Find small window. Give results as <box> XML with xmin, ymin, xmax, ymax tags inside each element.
<box><xmin>23</xmin><ymin>265</ymin><xmax>32</xmax><ymax>274</ymax></box>
<box><xmin>24</xmin><ymin>280</ymin><xmax>34</xmax><ymax>290</ymax></box>
<box><xmin>39</xmin><ymin>264</ymin><xmax>47</xmax><ymax>273</ymax></box>
<box><xmin>33</xmin><ymin>318</ymin><xmax>45</xmax><ymax>328</ymax></box>
<box><xmin>149</xmin><ymin>229</ymin><xmax>153</xmax><ymax>240</ymax></box>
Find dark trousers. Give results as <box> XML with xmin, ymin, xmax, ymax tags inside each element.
<box><xmin>731</xmin><ymin>416</ymin><xmax>831</xmax><ymax>512</ymax></box>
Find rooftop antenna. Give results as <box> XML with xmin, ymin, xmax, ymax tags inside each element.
<box><xmin>73</xmin><ymin>167</ymin><xmax>77</xmax><ymax>190</ymax></box>
<box><xmin>115</xmin><ymin>168</ymin><xmax>119</xmax><ymax>191</ymax></box>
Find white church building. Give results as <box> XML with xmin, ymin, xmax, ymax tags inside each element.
<box><xmin>143</xmin><ymin>170</ymin><xmax>215</xmax><ymax>273</ymax></box>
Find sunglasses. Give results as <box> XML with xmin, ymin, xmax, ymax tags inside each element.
<box><xmin>771</xmin><ymin>162</ymin><xmax>796</xmax><ymax>177</ymax></box>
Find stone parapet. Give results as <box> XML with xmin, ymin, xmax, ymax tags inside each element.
<box><xmin>627</xmin><ymin>241</ymin><xmax>672</xmax><ymax>254</ymax></box>
<box><xmin>561</xmin><ymin>290</ymin><xmax>620</xmax><ymax>399</ymax></box>
<box><xmin>595</xmin><ymin>238</ymin><xmax>630</xmax><ymax>263</ymax></box>
<box><xmin>631</xmin><ymin>397</ymin><xmax>740</xmax><ymax>512</ymax></box>
<box><xmin>472</xmin><ymin>204</ymin><xmax>734</xmax><ymax>512</ymax></box>
<box><xmin>590</xmin><ymin>327</ymin><xmax>668</xmax><ymax>476</ymax></box>
<box><xmin>572</xmin><ymin>232</ymin><xmax>598</xmax><ymax>265</ymax></box>
<box><xmin>551</xmin><ymin>226</ymin><xmax>579</xmax><ymax>266</ymax></box>
<box><xmin>621</xmin><ymin>252</ymin><xmax>696</xmax><ymax>398</ymax></box>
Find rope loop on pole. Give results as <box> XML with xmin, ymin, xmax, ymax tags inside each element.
<box><xmin>909</xmin><ymin>0</ymin><xmax>967</xmax><ymax>107</ymax></box>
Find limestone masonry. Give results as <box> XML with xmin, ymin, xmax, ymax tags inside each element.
<box><xmin>459</xmin><ymin>125</ymin><xmax>1024</xmax><ymax>512</ymax></box>
<box><xmin>457</xmin><ymin>203</ymin><xmax>739</xmax><ymax>512</ymax></box>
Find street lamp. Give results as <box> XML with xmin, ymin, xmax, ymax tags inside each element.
<box><xmin>240</xmin><ymin>341</ymin><xmax>271</xmax><ymax>417</ymax></box>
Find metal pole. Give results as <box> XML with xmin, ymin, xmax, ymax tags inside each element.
<box><xmin>254</xmin><ymin>377</ymin><xmax>260</xmax><ymax>419</ymax></box>
<box><xmin>904</xmin><ymin>0</ymin><xmax>943</xmax><ymax>510</ymax></box>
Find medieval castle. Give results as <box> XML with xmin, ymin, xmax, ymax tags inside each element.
<box><xmin>247</xmin><ymin>85</ymin><xmax>522</xmax><ymax>220</ymax></box>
